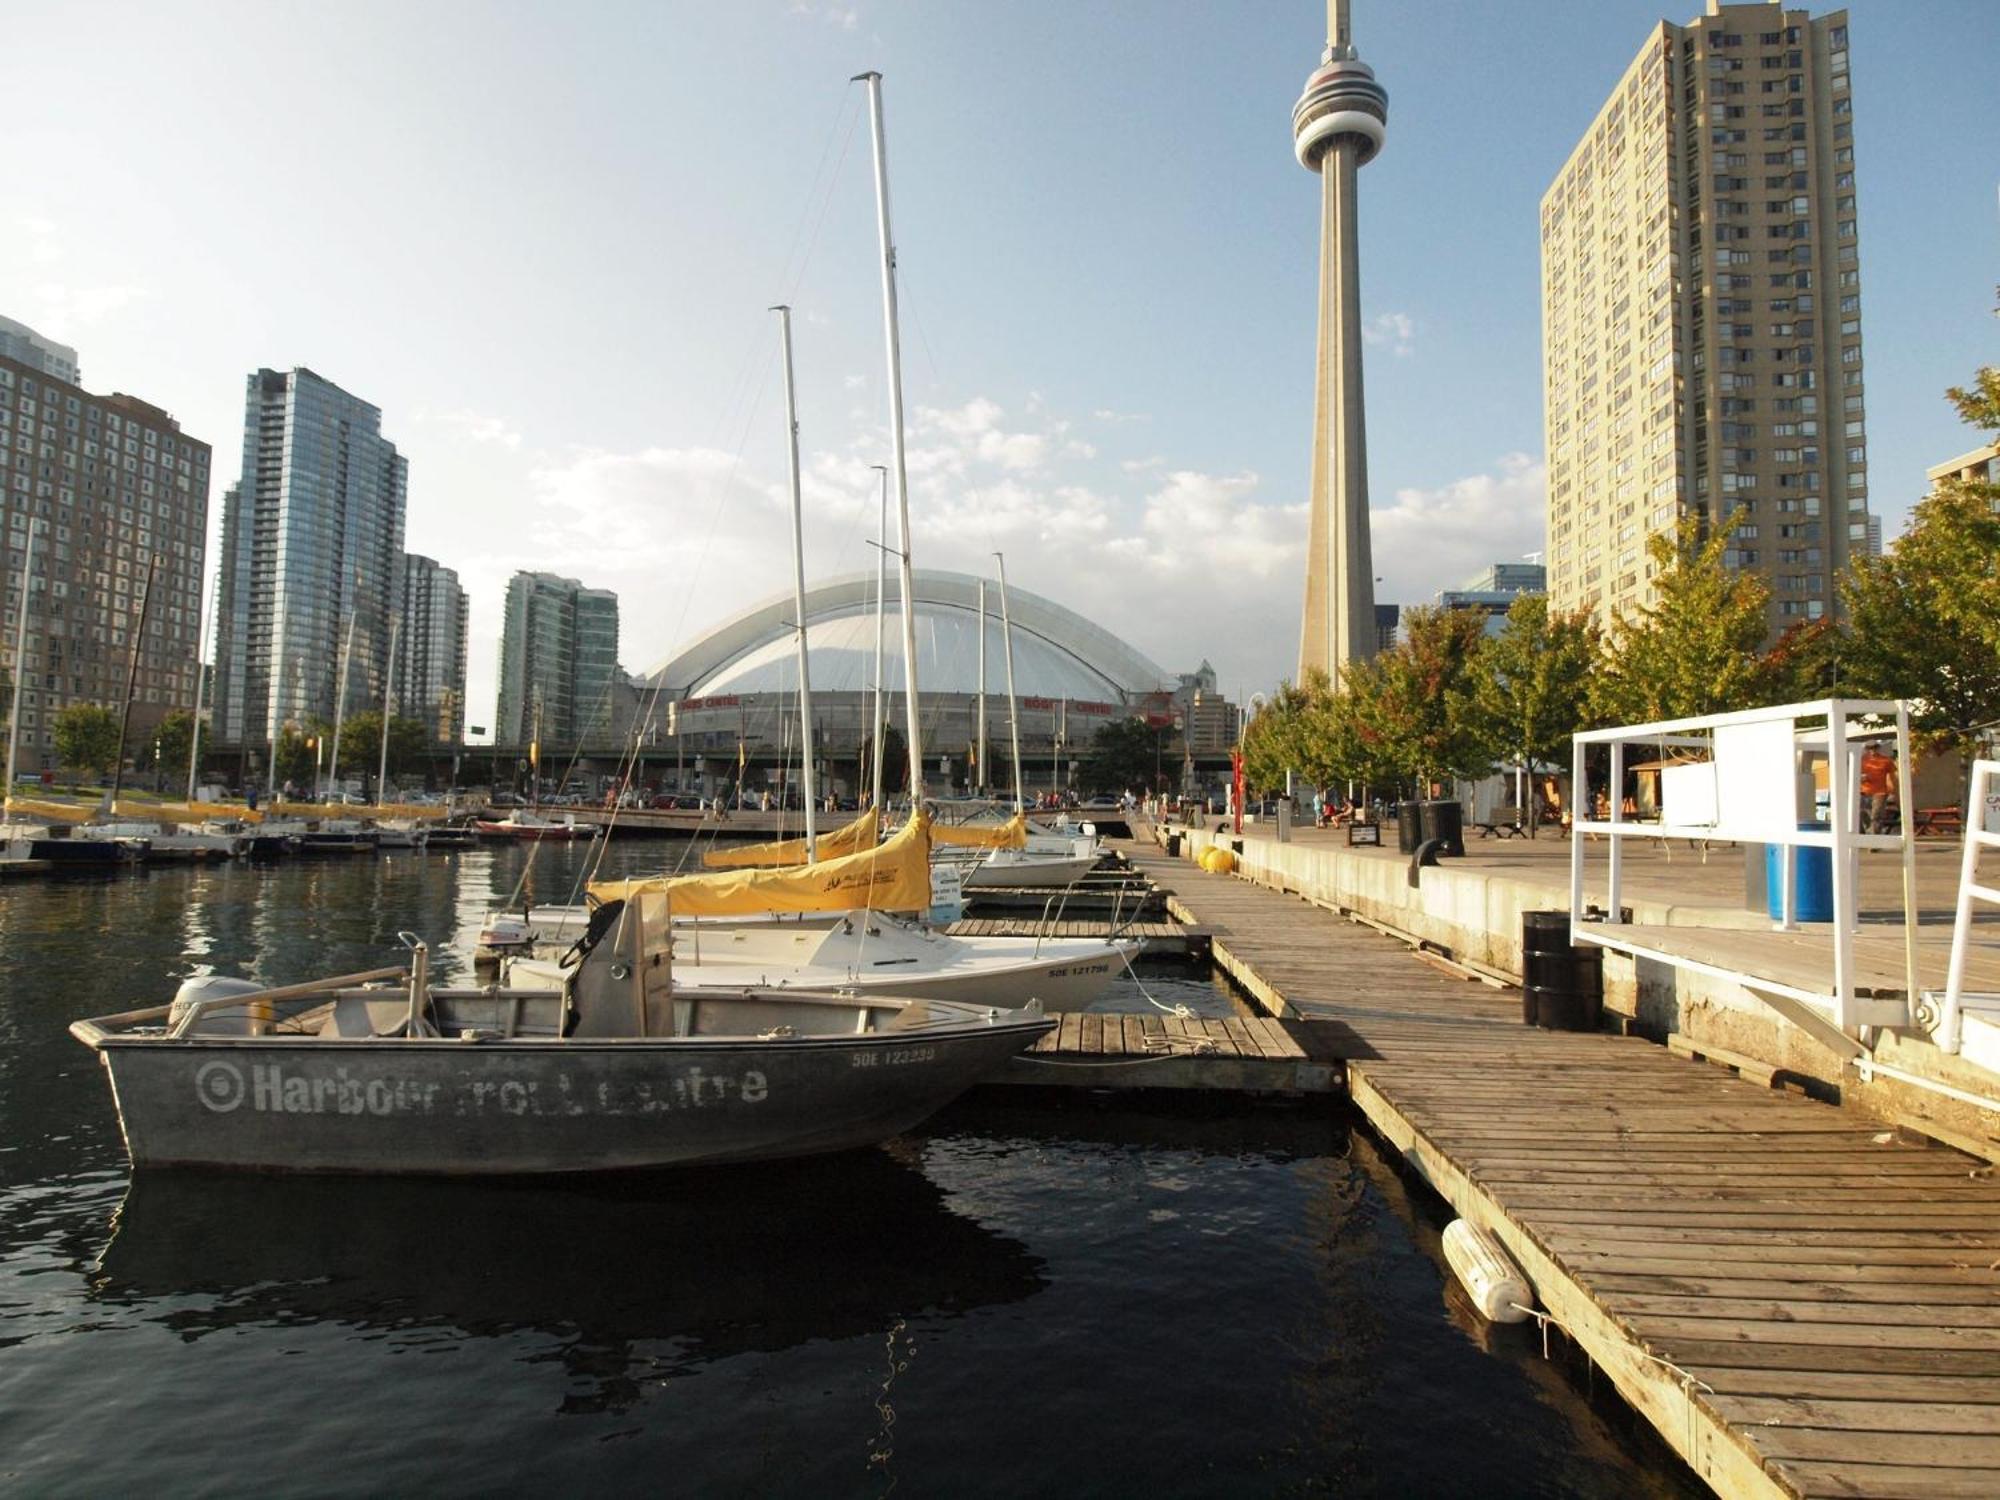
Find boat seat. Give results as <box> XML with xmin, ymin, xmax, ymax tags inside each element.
<box><xmin>319</xmin><ymin>996</ymin><xmax>422</xmax><ymax>1038</ymax></box>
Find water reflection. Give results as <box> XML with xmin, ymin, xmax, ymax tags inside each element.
<box><xmin>91</xmin><ymin>1147</ymin><xmax>1046</xmax><ymax>1414</ymax></box>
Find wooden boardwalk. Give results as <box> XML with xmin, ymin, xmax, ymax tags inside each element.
<box><xmin>1120</xmin><ymin>838</ymin><xmax>2000</xmax><ymax>1500</ymax></box>
<box><xmin>994</xmin><ymin>1012</ymin><xmax>1340</xmax><ymax>1093</ymax></box>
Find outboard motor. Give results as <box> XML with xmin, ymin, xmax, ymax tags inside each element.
<box><xmin>167</xmin><ymin>975</ymin><xmax>266</xmax><ymax>1036</ymax></box>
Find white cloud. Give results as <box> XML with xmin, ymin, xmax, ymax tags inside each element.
<box><xmin>29</xmin><ymin>280</ymin><xmax>146</xmax><ymax>335</ymax></box>
<box><xmin>421</xmin><ymin>407</ymin><xmax>524</xmax><ymax>449</ymax></box>
<box><xmin>1363</xmin><ymin>311</ymin><xmax>1416</xmax><ymax>357</ymax></box>
<box><xmin>1370</xmin><ymin>451</ymin><xmax>1546</xmax><ymax>603</ymax></box>
<box><xmin>788</xmin><ymin>1</ymin><xmax>858</xmax><ymax>27</ymax></box>
<box><xmin>1092</xmin><ymin>407</ymin><xmax>1150</xmax><ymax>424</ymax></box>
<box><xmin>911</xmin><ymin>396</ymin><xmax>1049</xmax><ymax>472</ymax></box>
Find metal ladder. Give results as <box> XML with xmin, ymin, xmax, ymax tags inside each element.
<box><xmin>1930</xmin><ymin>759</ymin><xmax>2000</xmax><ymax>1055</ymax></box>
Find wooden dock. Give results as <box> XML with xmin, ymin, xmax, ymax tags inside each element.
<box><xmin>993</xmin><ymin>1012</ymin><xmax>1341</xmax><ymax>1093</ymax></box>
<box><xmin>946</xmin><ymin>917</ymin><xmax>1207</xmax><ymax>956</ymax></box>
<box><xmin>1120</xmin><ymin>838</ymin><xmax>2000</xmax><ymax>1500</ymax></box>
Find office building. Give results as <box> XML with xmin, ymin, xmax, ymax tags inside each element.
<box><xmin>495</xmin><ymin>571</ymin><xmax>620</xmax><ymax>748</ymax></box>
<box><xmin>212</xmin><ymin>368</ymin><xmax>408</xmax><ymax>750</ymax></box>
<box><xmin>0</xmin><ymin>353</ymin><xmax>210</xmax><ymax>763</ymax></box>
<box><xmin>397</xmin><ymin>553</ymin><xmax>468</xmax><ymax>744</ymax></box>
<box><xmin>1438</xmin><ymin>561</ymin><xmax>1548</xmax><ymax>634</ymax></box>
<box><xmin>1542</xmin><ymin>1</ymin><xmax>1871</xmax><ymax>635</ymax></box>
<box><xmin>0</xmin><ymin>316</ymin><xmax>80</xmax><ymax>387</ymax></box>
<box><xmin>1373</xmin><ymin>603</ymin><xmax>1401</xmax><ymax>655</ymax></box>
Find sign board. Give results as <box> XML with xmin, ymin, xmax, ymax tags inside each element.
<box><xmin>1714</xmin><ymin>720</ymin><xmax>1802</xmax><ymax>838</ymax></box>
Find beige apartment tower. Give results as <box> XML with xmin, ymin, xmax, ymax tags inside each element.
<box><xmin>1541</xmin><ymin>1</ymin><xmax>1870</xmax><ymax>635</ymax></box>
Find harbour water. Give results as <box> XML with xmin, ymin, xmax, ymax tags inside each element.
<box><xmin>0</xmin><ymin>843</ymin><xmax>1701</xmax><ymax>1496</ymax></box>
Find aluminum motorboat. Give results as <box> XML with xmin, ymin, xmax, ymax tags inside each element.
<box><xmin>69</xmin><ymin>907</ymin><xmax>1053</xmax><ymax>1176</ymax></box>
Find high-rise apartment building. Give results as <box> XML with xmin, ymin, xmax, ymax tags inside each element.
<box><xmin>0</xmin><ymin>316</ymin><xmax>80</xmax><ymax>386</ymax></box>
<box><xmin>397</xmin><ymin>553</ymin><xmax>468</xmax><ymax>744</ymax></box>
<box><xmin>0</xmin><ymin>354</ymin><xmax>210</xmax><ymax>763</ymax></box>
<box><xmin>495</xmin><ymin>571</ymin><xmax>620</xmax><ymax>748</ymax></box>
<box><xmin>1542</xmin><ymin>1</ymin><xmax>1870</xmax><ymax>635</ymax></box>
<box><xmin>212</xmin><ymin>368</ymin><xmax>408</xmax><ymax>751</ymax></box>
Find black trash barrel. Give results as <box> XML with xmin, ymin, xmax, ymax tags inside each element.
<box><xmin>1419</xmin><ymin>799</ymin><xmax>1465</xmax><ymax>859</ymax></box>
<box><xmin>1165</xmin><ymin>832</ymin><xmax>1183</xmax><ymax>859</ymax></box>
<box><xmin>1396</xmin><ymin>802</ymin><xmax>1423</xmax><ymax>854</ymax></box>
<box><xmin>1520</xmin><ymin>910</ymin><xmax>1604</xmax><ymax>1030</ymax></box>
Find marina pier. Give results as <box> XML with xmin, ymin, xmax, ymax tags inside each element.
<box><xmin>1119</xmin><ymin>822</ymin><xmax>2000</xmax><ymax>1500</ymax></box>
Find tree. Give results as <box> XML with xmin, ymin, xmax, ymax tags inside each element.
<box><xmin>53</xmin><ymin>703</ymin><xmax>121</xmax><ymax>779</ymax></box>
<box><xmin>1467</xmin><ymin>594</ymin><xmax>1600</xmax><ymax>834</ymax></box>
<box><xmin>335</xmin><ymin>711</ymin><xmax>433</xmax><ymax>789</ymax></box>
<box><xmin>1076</xmin><ymin>716</ymin><xmax>1164</xmax><ymax>794</ymax></box>
<box><xmin>1840</xmin><ymin>370</ymin><xmax>2000</xmax><ymax>760</ymax></box>
<box><xmin>1589</xmin><ymin>510</ymin><xmax>1774</xmax><ymax>725</ymax></box>
<box><xmin>143</xmin><ymin>710</ymin><xmax>196</xmax><ymax>779</ymax></box>
<box><xmin>1349</xmin><ymin>606</ymin><xmax>1493</xmax><ymax>791</ymax></box>
<box><xmin>855</xmin><ymin>723</ymin><xmax>908</xmax><ymax>799</ymax></box>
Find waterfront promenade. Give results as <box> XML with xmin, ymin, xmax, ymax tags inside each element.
<box><xmin>1120</xmin><ymin>832</ymin><xmax>2000</xmax><ymax>1500</ymax></box>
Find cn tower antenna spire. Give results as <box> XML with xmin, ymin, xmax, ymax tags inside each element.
<box><xmin>1293</xmin><ymin>0</ymin><xmax>1387</xmax><ymax>689</ymax></box>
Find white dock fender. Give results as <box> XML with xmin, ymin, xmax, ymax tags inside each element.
<box><xmin>1442</xmin><ymin>1218</ymin><xmax>1533</xmax><ymax>1324</ymax></box>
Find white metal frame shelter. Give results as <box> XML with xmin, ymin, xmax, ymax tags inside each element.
<box><xmin>1930</xmin><ymin>759</ymin><xmax>2000</xmax><ymax>1055</ymax></box>
<box><xmin>1569</xmin><ymin>698</ymin><xmax>1916</xmax><ymax>1038</ymax></box>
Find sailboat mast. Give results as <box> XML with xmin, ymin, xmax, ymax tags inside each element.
<box><xmin>869</xmin><ymin>463</ymin><xmax>888</xmax><ymax>810</ymax></box>
<box><xmin>376</xmin><ymin>614</ymin><xmax>399</xmax><ymax>806</ymax></box>
<box><xmin>772</xmin><ymin>304</ymin><xmax>818</xmax><ymax>857</ymax></box>
<box><xmin>3</xmin><ymin>519</ymin><xmax>37</xmax><ymax>808</ymax></box>
<box><xmin>109</xmin><ymin>553</ymin><xmax>160</xmax><ymax>808</ymax></box>
<box><xmin>855</xmin><ymin>70</ymin><xmax>924</xmax><ymax>805</ymax></box>
<box><xmin>976</xmin><ymin>578</ymin><xmax>987</xmax><ymax>799</ymax></box>
<box><xmin>326</xmin><ymin>598</ymin><xmax>359</xmax><ymax>798</ymax></box>
<box><xmin>185</xmin><ymin>555</ymin><xmax>211</xmax><ymax>803</ymax></box>
<box><xmin>994</xmin><ymin>551</ymin><xmax>1024</xmax><ymax>814</ymax></box>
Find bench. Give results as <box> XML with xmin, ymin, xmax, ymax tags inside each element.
<box><xmin>1476</xmin><ymin>806</ymin><xmax>1527</xmax><ymax>839</ymax></box>
<box><xmin>1914</xmin><ymin>806</ymin><xmax>1963</xmax><ymax>837</ymax></box>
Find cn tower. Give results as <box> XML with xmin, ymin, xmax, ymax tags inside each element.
<box><xmin>1293</xmin><ymin>0</ymin><xmax>1387</xmax><ymax>687</ymax></box>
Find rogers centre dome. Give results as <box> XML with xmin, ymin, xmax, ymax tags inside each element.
<box><xmin>639</xmin><ymin>570</ymin><xmax>1174</xmax><ymax>790</ymax></box>
<box><xmin>651</xmin><ymin>570</ymin><xmax>1169</xmax><ymax>703</ymax></box>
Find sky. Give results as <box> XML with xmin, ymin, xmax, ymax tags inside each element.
<box><xmin>3</xmin><ymin>0</ymin><xmax>1995</xmax><ymax>736</ymax></box>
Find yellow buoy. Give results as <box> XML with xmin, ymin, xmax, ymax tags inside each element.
<box><xmin>1202</xmin><ymin>847</ymin><xmax>1236</xmax><ymax>874</ymax></box>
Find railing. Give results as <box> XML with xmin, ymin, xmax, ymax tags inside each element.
<box><xmin>1569</xmin><ymin>697</ymin><xmax>1917</xmax><ymax>1036</ymax></box>
<box><xmin>1930</xmin><ymin>760</ymin><xmax>2000</xmax><ymax>1055</ymax></box>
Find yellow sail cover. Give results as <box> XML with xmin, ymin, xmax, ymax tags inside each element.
<box><xmin>594</xmin><ymin>810</ymin><xmax>932</xmax><ymax>916</ymax></box>
<box><xmin>930</xmin><ymin>812</ymin><xmax>1028</xmax><ymax>849</ymax></box>
<box><xmin>700</xmin><ymin>807</ymin><xmax>880</xmax><ymax>869</ymax></box>
<box><xmin>1</xmin><ymin>797</ymin><xmax>93</xmax><ymax>824</ymax></box>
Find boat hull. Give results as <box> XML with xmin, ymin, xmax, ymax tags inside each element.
<box><xmin>85</xmin><ymin>1020</ymin><xmax>1046</xmax><ymax>1175</ymax></box>
<box><xmin>962</xmin><ymin>852</ymin><xmax>1101</xmax><ymax>889</ymax></box>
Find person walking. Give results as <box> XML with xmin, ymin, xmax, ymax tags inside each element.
<box><xmin>1859</xmin><ymin>744</ymin><xmax>1898</xmax><ymax>835</ymax></box>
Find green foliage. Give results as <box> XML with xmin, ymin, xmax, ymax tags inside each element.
<box><xmin>273</xmin><ymin>721</ymin><xmax>330</xmax><ymax>790</ymax></box>
<box><xmin>1076</xmin><ymin>716</ymin><xmax>1172</xmax><ymax>795</ymax></box>
<box><xmin>144</xmin><ymin>710</ymin><xmax>195</xmax><ymax>775</ymax></box>
<box><xmin>1467</xmin><ymin>594</ymin><xmax>1600</xmax><ymax>782</ymax></box>
<box><xmin>336</xmin><ymin>712</ymin><xmax>433</xmax><ymax>784</ymax></box>
<box><xmin>52</xmin><ymin>703</ymin><xmax>121</xmax><ymax>777</ymax></box>
<box><xmin>1590</xmin><ymin>510</ymin><xmax>1774</xmax><ymax>724</ymax></box>
<box><xmin>1351</xmin><ymin>606</ymin><xmax>1494</xmax><ymax>787</ymax></box>
<box><xmin>856</xmin><ymin>722</ymin><xmax>908</xmax><ymax>798</ymax></box>
<box><xmin>1842</xmin><ymin>479</ymin><xmax>2000</xmax><ymax>760</ymax></box>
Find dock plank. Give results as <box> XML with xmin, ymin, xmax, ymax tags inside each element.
<box><xmin>1124</xmin><ymin>833</ymin><xmax>2000</xmax><ymax>1500</ymax></box>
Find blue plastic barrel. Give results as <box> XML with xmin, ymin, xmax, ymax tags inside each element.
<box><xmin>1765</xmin><ymin>822</ymin><xmax>1833</xmax><ymax>922</ymax></box>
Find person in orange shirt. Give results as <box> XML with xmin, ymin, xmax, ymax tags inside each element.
<box><xmin>1859</xmin><ymin>745</ymin><xmax>1898</xmax><ymax>834</ymax></box>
